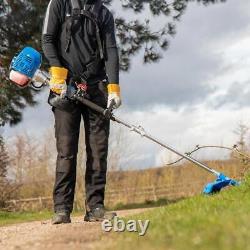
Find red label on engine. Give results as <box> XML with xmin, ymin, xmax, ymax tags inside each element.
<box><xmin>77</xmin><ymin>83</ymin><xmax>88</xmax><ymax>92</ymax></box>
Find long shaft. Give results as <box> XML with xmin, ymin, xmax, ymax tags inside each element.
<box><xmin>112</xmin><ymin>115</ymin><xmax>220</xmax><ymax>177</ymax></box>
<box><xmin>72</xmin><ymin>94</ymin><xmax>220</xmax><ymax>176</ymax></box>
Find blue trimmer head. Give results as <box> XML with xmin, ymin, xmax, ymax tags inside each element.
<box><xmin>203</xmin><ymin>173</ymin><xmax>239</xmax><ymax>194</ymax></box>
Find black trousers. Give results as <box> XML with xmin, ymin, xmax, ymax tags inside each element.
<box><xmin>52</xmin><ymin>82</ymin><xmax>110</xmax><ymax>213</ymax></box>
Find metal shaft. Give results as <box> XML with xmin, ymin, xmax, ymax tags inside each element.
<box><xmin>69</xmin><ymin>93</ymin><xmax>220</xmax><ymax>177</ymax></box>
<box><xmin>26</xmin><ymin>71</ymin><xmax>228</xmax><ymax>178</ymax></box>
<box><xmin>112</xmin><ymin>115</ymin><xmax>220</xmax><ymax>177</ymax></box>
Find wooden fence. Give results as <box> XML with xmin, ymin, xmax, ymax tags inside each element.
<box><xmin>4</xmin><ymin>181</ymin><xmax>217</xmax><ymax>211</ymax></box>
<box><xmin>5</xmin><ymin>160</ymin><xmax>246</xmax><ymax>212</ymax></box>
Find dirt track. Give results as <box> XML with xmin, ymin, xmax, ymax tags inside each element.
<box><xmin>0</xmin><ymin>208</ymin><xmax>150</xmax><ymax>250</ymax></box>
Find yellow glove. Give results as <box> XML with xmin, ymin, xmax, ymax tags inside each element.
<box><xmin>107</xmin><ymin>83</ymin><xmax>121</xmax><ymax>109</ymax></box>
<box><xmin>49</xmin><ymin>67</ymin><xmax>68</xmax><ymax>95</ymax></box>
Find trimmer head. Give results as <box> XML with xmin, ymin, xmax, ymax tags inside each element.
<box><xmin>203</xmin><ymin>173</ymin><xmax>239</xmax><ymax>194</ymax></box>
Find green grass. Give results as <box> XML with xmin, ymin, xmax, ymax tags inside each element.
<box><xmin>109</xmin><ymin>175</ymin><xmax>250</xmax><ymax>250</ymax></box>
<box><xmin>109</xmin><ymin>198</ymin><xmax>182</xmax><ymax>211</ymax></box>
<box><xmin>0</xmin><ymin>210</ymin><xmax>53</xmax><ymax>226</ymax></box>
<box><xmin>0</xmin><ymin>210</ymin><xmax>83</xmax><ymax>227</ymax></box>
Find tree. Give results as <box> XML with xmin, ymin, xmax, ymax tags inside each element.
<box><xmin>0</xmin><ymin>136</ymin><xmax>8</xmax><ymax>181</ymax></box>
<box><xmin>0</xmin><ymin>0</ymin><xmax>226</xmax><ymax>126</ymax></box>
<box><xmin>233</xmin><ymin>122</ymin><xmax>249</xmax><ymax>152</ymax></box>
<box><xmin>0</xmin><ymin>135</ymin><xmax>12</xmax><ymax>207</ymax></box>
<box><xmin>0</xmin><ymin>0</ymin><xmax>47</xmax><ymax>126</ymax></box>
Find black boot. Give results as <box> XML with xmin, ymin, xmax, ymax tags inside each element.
<box><xmin>51</xmin><ymin>211</ymin><xmax>71</xmax><ymax>225</ymax></box>
<box><xmin>84</xmin><ymin>204</ymin><xmax>117</xmax><ymax>222</ymax></box>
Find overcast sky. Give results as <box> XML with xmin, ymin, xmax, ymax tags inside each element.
<box><xmin>4</xmin><ymin>0</ymin><xmax>250</xmax><ymax>169</ymax></box>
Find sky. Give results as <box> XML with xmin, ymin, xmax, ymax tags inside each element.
<box><xmin>3</xmin><ymin>0</ymin><xmax>250</xmax><ymax>169</ymax></box>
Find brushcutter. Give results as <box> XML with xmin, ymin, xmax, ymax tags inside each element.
<box><xmin>9</xmin><ymin>47</ymin><xmax>239</xmax><ymax>194</ymax></box>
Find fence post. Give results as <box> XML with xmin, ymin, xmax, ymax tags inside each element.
<box><xmin>152</xmin><ymin>186</ymin><xmax>157</xmax><ymax>201</ymax></box>
<box><xmin>13</xmin><ymin>200</ymin><xmax>17</xmax><ymax>212</ymax></box>
<box><xmin>39</xmin><ymin>197</ymin><xmax>43</xmax><ymax>209</ymax></box>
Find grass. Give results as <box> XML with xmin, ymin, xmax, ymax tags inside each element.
<box><xmin>109</xmin><ymin>198</ymin><xmax>182</xmax><ymax>211</ymax></box>
<box><xmin>0</xmin><ymin>210</ymin><xmax>53</xmax><ymax>226</ymax></box>
<box><xmin>107</xmin><ymin>175</ymin><xmax>250</xmax><ymax>250</ymax></box>
<box><xmin>0</xmin><ymin>210</ymin><xmax>84</xmax><ymax>227</ymax></box>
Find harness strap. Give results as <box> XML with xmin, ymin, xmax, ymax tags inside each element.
<box><xmin>65</xmin><ymin>18</ymin><xmax>73</xmax><ymax>52</ymax></box>
<box><xmin>80</xmin><ymin>10</ymin><xmax>104</xmax><ymax>59</ymax></box>
<box><xmin>65</xmin><ymin>0</ymin><xmax>104</xmax><ymax>59</ymax></box>
<box><xmin>71</xmin><ymin>0</ymin><xmax>81</xmax><ymax>11</ymax></box>
<box><xmin>65</xmin><ymin>0</ymin><xmax>81</xmax><ymax>52</ymax></box>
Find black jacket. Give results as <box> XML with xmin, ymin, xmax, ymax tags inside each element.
<box><xmin>42</xmin><ymin>0</ymin><xmax>119</xmax><ymax>84</ymax></box>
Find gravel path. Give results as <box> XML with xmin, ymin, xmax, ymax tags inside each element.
<box><xmin>0</xmin><ymin>208</ymin><xmax>150</xmax><ymax>250</ymax></box>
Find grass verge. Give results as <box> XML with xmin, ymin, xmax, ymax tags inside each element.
<box><xmin>0</xmin><ymin>210</ymin><xmax>53</xmax><ymax>227</ymax></box>
<box><xmin>0</xmin><ymin>210</ymin><xmax>83</xmax><ymax>227</ymax></box>
<box><xmin>109</xmin><ymin>198</ymin><xmax>182</xmax><ymax>211</ymax></box>
<box><xmin>106</xmin><ymin>175</ymin><xmax>250</xmax><ymax>250</ymax></box>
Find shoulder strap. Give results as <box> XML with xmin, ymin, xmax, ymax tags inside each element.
<box><xmin>92</xmin><ymin>0</ymin><xmax>103</xmax><ymax>18</ymax></box>
<box><xmin>81</xmin><ymin>0</ymin><xmax>104</xmax><ymax>59</ymax></box>
<box><xmin>65</xmin><ymin>0</ymin><xmax>82</xmax><ymax>52</ymax></box>
<box><xmin>65</xmin><ymin>0</ymin><xmax>104</xmax><ymax>60</ymax></box>
<box><xmin>70</xmin><ymin>0</ymin><xmax>102</xmax><ymax>15</ymax></box>
<box><xmin>70</xmin><ymin>0</ymin><xmax>81</xmax><ymax>11</ymax></box>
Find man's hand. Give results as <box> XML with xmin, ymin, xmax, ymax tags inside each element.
<box><xmin>49</xmin><ymin>67</ymin><xmax>68</xmax><ymax>95</ymax></box>
<box><xmin>107</xmin><ymin>83</ymin><xmax>121</xmax><ymax>109</ymax></box>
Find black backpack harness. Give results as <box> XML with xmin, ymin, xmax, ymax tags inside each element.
<box><xmin>64</xmin><ymin>0</ymin><xmax>105</xmax><ymax>82</ymax></box>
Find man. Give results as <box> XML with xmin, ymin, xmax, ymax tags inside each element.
<box><xmin>42</xmin><ymin>0</ymin><xmax>121</xmax><ymax>224</ymax></box>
